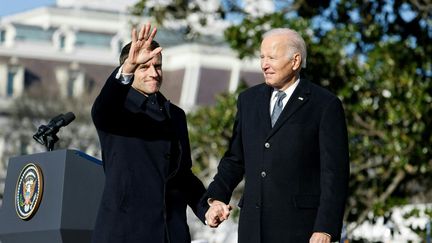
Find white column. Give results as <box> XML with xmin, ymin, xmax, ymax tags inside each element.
<box><xmin>13</xmin><ymin>66</ymin><xmax>25</xmax><ymax>97</ymax></box>
<box><xmin>73</xmin><ymin>71</ymin><xmax>85</xmax><ymax>97</ymax></box>
<box><xmin>228</xmin><ymin>60</ymin><xmax>241</xmax><ymax>92</ymax></box>
<box><xmin>55</xmin><ymin>67</ymin><xmax>69</xmax><ymax>97</ymax></box>
<box><xmin>0</xmin><ymin>64</ymin><xmax>6</xmax><ymax>96</ymax></box>
<box><xmin>179</xmin><ymin>56</ymin><xmax>201</xmax><ymax>112</ymax></box>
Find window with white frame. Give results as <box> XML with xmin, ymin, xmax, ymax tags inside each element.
<box><xmin>55</xmin><ymin>66</ymin><xmax>86</xmax><ymax>98</ymax></box>
<box><xmin>59</xmin><ymin>34</ymin><xmax>66</xmax><ymax>50</ymax></box>
<box><xmin>0</xmin><ymin>29</ymin><xmax>6</xmax><ymax>44</ymax></box>
<box><xmin>0</xmin><ymin>63</ymin><xmax>24</xmax><ymax>98</ymax></box>
<box><xmin>53</xmin><ymin>29</ymin><xmax>74</xmax><ymax>52</ymax></box>
<box><xmin>7</xmin><ymin>68</ymin><xmax>16</xmax><ymax>97</ymax></box>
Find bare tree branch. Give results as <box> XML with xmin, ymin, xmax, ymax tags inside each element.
<box><xmin>352</xmin><ymin>113</ymin><xmax>387</xmax><ymax>139</ymax></box>
<box><xmin>350</xmin><ymin>154</ymin><xmax>392</xmax><ymax>174</ymax></box>
<box><xmin>348</xmin><ymin>170</ymin><xmax>406</xmax><ymax>234</ymax></box>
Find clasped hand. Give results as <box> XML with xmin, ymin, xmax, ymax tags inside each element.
<box><xmin>204</xmin><ymin>200</ymin><xmax>232</xmax><ymax>228</ymax></box>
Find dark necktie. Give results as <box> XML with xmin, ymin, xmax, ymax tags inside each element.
<box><xmin>271</xmin><ymin>90</ymin><xmax>286</xmax><ymax>127</ymax></box>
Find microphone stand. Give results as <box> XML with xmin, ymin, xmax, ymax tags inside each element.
<box><xmin>33</xmin><ymin>112</ymin><xmax>75</xmax><ymax>151</ymax></box>
<box><xmin>34</xmin><ymin>127</ymin><xmax>59</xmax><ymax>151</ymax></box>
<box><xmin>44</xmin><ymin>133</ymin><xmax>59</xmax><ymax>151</ymax></box>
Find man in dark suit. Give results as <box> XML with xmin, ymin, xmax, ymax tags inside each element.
<box><xmin>91</xmin><ymin>23</ymin><xmax>206</xmax><ymax>243</ymax></box>
<box><xmin>204</xmin><ymin>28</ymin><xmax>350</xmax><ymax>243</ymax></box>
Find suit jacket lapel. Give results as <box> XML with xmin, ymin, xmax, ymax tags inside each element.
<box><xmin>267</xmin><ymin>79</ymin><xmax>311</xmax><ymax>138</ymax></box>
<box><xmin>258</xmin><ymin>84</ymin><xmax>274</xmax><ymax>131</ymax></box>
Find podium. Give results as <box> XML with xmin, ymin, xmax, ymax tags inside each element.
<box><xmin>0</xmin><ymin>149</ymin><xmax>104</xmax><ymax>243</ymax></box>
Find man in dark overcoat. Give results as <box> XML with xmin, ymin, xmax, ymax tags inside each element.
<box><xmin>91</xmin><ymin>23</ymin><xmax>206</xmax><ymax>243</ymax></box>
<box><xmin>204</xmin><ymin>28</ymin><xmax>350</xmax><ymax>243</ymax></box>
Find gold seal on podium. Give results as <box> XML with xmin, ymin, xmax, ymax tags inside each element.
<box><xmin>15</xmin><ymin>163</ymin><xmax>44</xmax><ymax>220</ymax></box>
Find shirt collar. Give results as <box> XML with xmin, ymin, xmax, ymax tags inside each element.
<box><xmin>271</xmin><ymin>78</ymin><xmax>300</xmax><ymax>99</ymax></box>
<box><xmin>126</xmin><ymin>87</ymin><xmax>149</xmax><ymax>109</ymax></box>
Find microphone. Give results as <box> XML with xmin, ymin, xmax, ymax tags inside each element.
<box><xmin>33</xmin><ymin>112</ymin><xmax>76</xmax><ymax>146</ymax></box>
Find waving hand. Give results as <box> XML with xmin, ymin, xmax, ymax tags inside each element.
<box><xmin>123</xmin><ymin>22</ymin><xmax>163</xmax><ymax>74</ymax></box>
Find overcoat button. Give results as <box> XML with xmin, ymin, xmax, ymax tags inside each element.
<box><xmin>264</xmin><ymin>142</ymin><xmax>270</xmax><ymax>148</ymax></box>
<box><xmin>261</xmin><ymin>171</ymin><xmax>266</xmax><ymax>178</ymax></box>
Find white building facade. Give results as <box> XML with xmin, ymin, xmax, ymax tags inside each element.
<box><xmin>0</xmin><ymin>1</ymin><xmax>262</xmax><ymax>111</ymax></box>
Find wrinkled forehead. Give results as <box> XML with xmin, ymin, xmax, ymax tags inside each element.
<box><xmin>261</xmin><ymin>35</ymin><xmax>290</xmax><ymax>53</ymax></box>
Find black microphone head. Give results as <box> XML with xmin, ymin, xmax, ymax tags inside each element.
<box><xmin>48</xmin><ymin>113</ymin><xmax>64</xmax><ymax>125</ymax></box>
<box><xmin>62</xmin><ymin>112</ymin><xmax>76</xmax><ymax>126</ymax></box>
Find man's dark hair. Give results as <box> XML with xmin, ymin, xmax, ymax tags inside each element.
<box><xmin>119</xmin><ymin>40</ymin><xmax>161</xmax><ymax>65</ymax></box>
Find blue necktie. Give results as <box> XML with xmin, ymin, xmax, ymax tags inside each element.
<box><xmin>271</xmin><ymin>91</ymin><xmax>286</xmax><ymax>127</ymax></box>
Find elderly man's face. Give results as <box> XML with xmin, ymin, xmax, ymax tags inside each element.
<box><xmin>260</xmin><ymin>35</ymin><xmax>300</xmax><ymax>90</ymax></box>
<box><xmin>131</xmin><ymin>54</ymin><xmax>162</xmax><ymax>95</ymax></box>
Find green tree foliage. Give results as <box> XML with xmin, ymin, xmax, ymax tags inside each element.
<box><xmin>187</xmin><ymin>86</ymin><xmax>246</xmax><ymax>220</ymax></box>
<box><xmin>131</xmin><ymin>0</ymin><xmax>328</xmax><ymax>40</ymax></box>
<box><xmin>187</xmin><ymin>87</ymin><xmax>242</xmax><ymax>182</ymax></box>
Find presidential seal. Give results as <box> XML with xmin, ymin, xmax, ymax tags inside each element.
<box><xmin>15</xmin><ymin>163</ymin><xmax>44</xmax><ymax>220</ymax></box>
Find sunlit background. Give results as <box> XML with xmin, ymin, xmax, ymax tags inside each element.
<box><xmin>0</xmin><ymin>0</ymin><xmax>431</xmax><ymax>242</ymax></box>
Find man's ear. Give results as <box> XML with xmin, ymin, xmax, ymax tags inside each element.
<box><xmin>292</xmin><ymin>53</ymin><xmax>302</xmax><ymax>71</ymax></box>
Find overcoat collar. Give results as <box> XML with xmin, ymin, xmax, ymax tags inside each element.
<box><xmin>125</xmin><ymin>88</ymin><xmax>172</xmax><ymax>119</ymax></box>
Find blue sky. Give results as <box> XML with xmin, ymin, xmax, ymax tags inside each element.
<box><xmin>0</xmin><ymin>0</ymin><xmax>55</xmax><ymax>17</ymax></box>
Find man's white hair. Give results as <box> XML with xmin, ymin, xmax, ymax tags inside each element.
<box><xmin>263</xmin><ymin>28</ymin><xmax>307</xmax><ymax>68</ymax></box>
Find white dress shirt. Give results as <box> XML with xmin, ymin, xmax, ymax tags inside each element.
<box><xmin>115</xmin><ymin>65</ymin><xmax>134</xmax><ymax>85</ymax></box>
<box><xmin>269</xmin><ymin>78</ymin><xmax>300</xmax><ymax>115</ymax></box>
